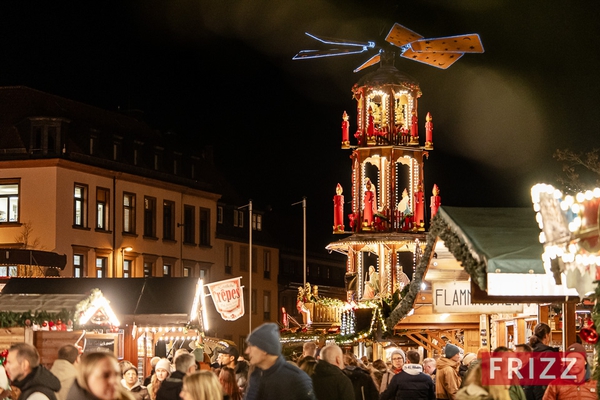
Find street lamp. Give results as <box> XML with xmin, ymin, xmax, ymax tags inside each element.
<box><xmin>292</xmin><ymin>197</ymin><xmax>307</xmax><ymax>287</ymax></box>
<box><xmin>238</xmin><ymin>200</ymin><xmax>252</xmax><ymax>334</ymax></box>
<box><xmin>122</xmin><ymin>247</ymin><xmax>133</xmax><ymax>277</ymax></box>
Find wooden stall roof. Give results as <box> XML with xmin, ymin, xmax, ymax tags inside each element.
<box><xmin>1</xmin><ymin>277</ymin><xmax>199</xmax><ymax>324</ymax></box>
<box><xmin>0</xmin><ymin>249</ymin><xmax>66</xmax><ymax>269</ymax></box>
<box><xmin>0</xmin><ymin>293</ymin><xmax>87</xmax><ymax>312</ymax></box>
<box><xmin>428</xmin><ymin>206</ymin><xmax>578</xmax><ymax>299</ymax></box>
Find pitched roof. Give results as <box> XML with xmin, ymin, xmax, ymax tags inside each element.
<box><xmin>1</xmin><ymin>277</ymin><xmax>199</xmax><ymax>323</ymax></box>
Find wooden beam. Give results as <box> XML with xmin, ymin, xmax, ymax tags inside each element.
<box><xmin>413</xmin><ymin>332</ymin><xmax>443</xmax><ymax>351</ymax></box>
<box><xmin>406</xmin><ymin>333</ymin><xmax>431</xmax><ymax>353</ymax></box>
<box><xmin>563</xmin><ymin>302</ymin><xmax>576</xmax><ymax>347</ymax></box>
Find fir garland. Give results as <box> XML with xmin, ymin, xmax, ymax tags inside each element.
<box><xmin>384</xmin><ymin>211</ymin><xmax>488</xmax><ymax>330</ymax></box>
<box><xmin>0</xmin><ymin>310</ymin><xmax>73</xmax><ymax>328</ymax></box>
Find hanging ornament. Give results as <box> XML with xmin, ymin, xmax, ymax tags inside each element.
<box><xmin>579</xmin><ymin>321</ymin><xmax>598</xmax><ymax>344</ymax></box>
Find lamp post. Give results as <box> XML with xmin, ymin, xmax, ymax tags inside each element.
<box><xmin>121</xmin><ymin>246</ymin><xmax>132</xmax><ymax>277</ymax></box>
<box><xmin>292</xmin><ymin>197</ymin><xmax>307</xmax><ymax>287</ymax></box>
<box><xmin>238</xmin><ymin>200</ymin><xmax>252</xmax><ymax>334</ymax></box>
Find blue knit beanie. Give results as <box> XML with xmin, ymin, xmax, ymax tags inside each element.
<box><xmin>247</xmin><ymin>323</ymin><xmax>282</xmax><ymax>356</ymax></box>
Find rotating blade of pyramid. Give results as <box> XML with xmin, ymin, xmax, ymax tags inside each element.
<box><xmin>385</xmin><ymin>23</ymin><xmax>424</xmax><ymax>48</ymax></box>
<box><xmin>354</xmin><ymin>54</ymin><xmax>381</xmax><ymax>72</ymax></box>
<box><xmin>401</xmin><ymin>48</ymin><xmax>463</xmax><ymax>69</ymax></box>
<box><xmin>410</xmin><ymin>34</ymin><xmax>484</xmax><ymax>53</ymax></box>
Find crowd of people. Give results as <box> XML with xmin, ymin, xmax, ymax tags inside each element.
<box><xmin>0</xmin><ymin>322</ymin><xmax>595</xmax><ymax>400</ymax></box>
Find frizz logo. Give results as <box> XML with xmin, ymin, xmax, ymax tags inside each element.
<box><xmin>480</xmin><ymin>352</ymin><xmax>587</xmax><ymax>386</ymax></box>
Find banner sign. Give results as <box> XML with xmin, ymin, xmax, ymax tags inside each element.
<box><xmin>432</xmin><ymin>281</ymin><xmax>523</xmax><ymax>313</ymax></box>
<box><xmin>206</xmin><ymin>277</ymin><xmax>245</xmax><ymax>321</ymax></box>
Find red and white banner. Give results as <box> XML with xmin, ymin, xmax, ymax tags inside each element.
<box><xmin>206</xmin><ymin>277</ymin><xmax>245</xmax><ymax>321</ymax></box>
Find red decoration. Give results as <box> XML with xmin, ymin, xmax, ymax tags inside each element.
<box><xmin>425</xmin><ymin>112</ymin><xmax>433</xmax><ymax>149</ymax></box>
<box><xmin>580</xmin><ymin>321</ymin><xmax>598</xmax><ymax>344</ymax></box>
<box><xmin>410</xmin><ymin>111</ymin><xmax>418</xmax><ymax>138</ymax></box>
<box><xmin>281</xmin><ymin>307</ymin><xmax>289</xmax><ymax>329</ymax></box>
<box><xmin>413</xmin><ymin>185</ymin><xmax>424</xmax><ymax>228</ymax></box>
<box><xmin>431</xmin><ymin>184</ymin><xmax>441</xmax><ymax>218</ymax></box>
<box><xmin>333</xmin><ymin>184</ymin><xmax>345</xmax><ymax>233</ymax></box>
<box><xmin>341</xmin><ymin>111</ymin><xmax>350</xmax><ymax>147</ymax></box>
<box><xmin>367</xmin><ymin>106</ymin><xmax>375</xmax><ymax>138</ymax></box>
<box><xmin>363</xmin><ymin>188</ymin><xmax>375</xmax><ymax>227</ymax></box>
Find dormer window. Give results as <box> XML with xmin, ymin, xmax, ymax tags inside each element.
<box><xmin>29</xmin><ymin>118</ymin><xmax>64</xmax><ymax>155</ymax></box>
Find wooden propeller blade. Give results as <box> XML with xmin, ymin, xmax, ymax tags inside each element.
<box><xmin>354</xmin><ymin>53</ymin><xmax>381</xmax><ymax>72</ymax></box>
<box><xmin>385</xmin><ymin>23</ymin><xmax>424</xmax><ymax>48</ymax></box>
<box><xmin>410</xmin><ymin>34</ymin><xmax>484</xmax><ymax>53</ymax></box>
<box><xmin>401</xmin><ymin>47</ymin><xmax>464</xmax><ymax>69</ymax></box>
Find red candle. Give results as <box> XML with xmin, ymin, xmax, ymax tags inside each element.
<box><xmin>333</xmin><ymin>183</ymin><xmax>344</xmax><ymax>232</ymax></box>
<box><xmin>431</xmin><ymin>184</ymin><xmax>441</xmax><ymax>218</ymax></box>
<box><xmin>425</xmin><ymin>112</ymin><xmax>433</xmax><ymax>148</ymax></box>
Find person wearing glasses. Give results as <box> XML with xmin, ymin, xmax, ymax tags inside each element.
<box><xmin>379</xmin><ymin>349</ymin><xmax>405</xmax><ymax>394</ymax></box>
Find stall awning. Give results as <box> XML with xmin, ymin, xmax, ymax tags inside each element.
<box><xmin>1</xmin><ymin>277</ymin><xmax>200</xmax><ymax>324</ymax></box>
<box><xmin>431</xmin><ymin>206</ymin><xmax>578</xmax><ymax>298</ymax></box>
<box><xmin>0</xmin><ymin>249</ymin><xmax>66</xmax><ymax>269</ymax></box>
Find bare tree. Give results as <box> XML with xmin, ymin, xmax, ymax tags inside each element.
<box><xmin>14</xmin><ymin>221</ymin><xmax>41</xmax><ymax>249</ymax></box>
<box><xmin>554</xmin><ymin>148</ymin><xmax>600</xmax><ymax>193</ymax></box>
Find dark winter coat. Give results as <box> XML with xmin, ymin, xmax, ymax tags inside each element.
<box><xmin>523</xmin><ymin>342</ymin><xmax>558</xmax><ymax>400</ymax></box>
<box><xmin>381</xmin><ymin>364</ymin><xmax>435</xmax><ymax>400</ymax></box>
<box><xmin>155</xmin><ymin>371</ymin><xmax>184</xmax><ymax>400</ymax></box>
<box><xmin>244</xmin><ymin>356</ymin><xmax>316</xmax><ymax>400</ymax></box>
<box><xmin>234</xmin><ymin>360</ymin><xmax>249</xmax><ymax>394</ymax></box>
<box><xmin>343</xmin><ymin>366</ymin><xmax>378</xmax><ymax>400</ymax></box>
<box><xmin>12</xmin><ymin>365</ymin><xmax>61</xmax><ymax>400</ymax></box>
<box><xmin>311</xmin><ymin>360</ymin><xmax>355</xmax><ymax>400</ymax></box>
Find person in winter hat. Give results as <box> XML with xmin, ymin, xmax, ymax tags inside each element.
<box><xmin>436</xmin><ymin>344</ymin><xmax>462</xmax><ymax>400</ymax></box>
<box><xmin>121</xmin><ymin>364</ymin><xmax>149</xmax><ymax>400</ymax></box>
<box><xmin>381</xmin><ymin>350</ymin><xmax>434</xmax><ymax>400</ymax></box>
<box><xmin>244</xmin><ymin>323</ymin><xmax>316</xmax><ymax>400</ymax></box>
<box><xmin>542</xmin><ymin>342</ymin><xmax>597</xmax><ymax>400</ymax></box>
<box><xmin>379</xmin><ymin>349</ymin><xmax>405</xmax><ymax>394</ymax></box>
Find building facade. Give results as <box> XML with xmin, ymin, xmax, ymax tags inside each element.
<box><xmin>0</xmin><ymin>86</ymin><xmax>279</xmax><ymax>346</ymax></box>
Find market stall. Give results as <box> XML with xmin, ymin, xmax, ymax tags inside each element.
<box><xmin>1</xmin><ymin>277</ymin><xmax>215</xmax><ymax>376</ymax></box>
<box><xmin>0</xmin><ymin>289</ymin><xmax>120</xmax><ymax>366</ymax></box>
<box><xmin>386</xmin><ymin>206</ymin><xmax>581</xmax><ymax>356</ymax></box>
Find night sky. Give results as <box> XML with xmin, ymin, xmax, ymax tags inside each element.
<box><xmin>2</xmin><ymin>1</ymin><xmax>600</xmax><ymax>251</ymax></box>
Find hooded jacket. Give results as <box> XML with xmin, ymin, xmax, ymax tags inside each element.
<box><xmin>12</xmin><ymin>365</ymin><xmax>61</xmax><ymax>400</ymax></box>
<box><xmin>121</xmin><ymin>378</ymin><xmax>150</xmax><ymax>400</ymax></box>
<box><xmin>311</xmin><ymin>360</ymin><xmax>355</xmax><ymax>400</ymax></box>
<box><xmin>435</xmin><ymin>357</ymin><xmax>461</xmax><ymax>400</ymax></box>
<box><xmin>50</xmin><ymin>359</ymin><xmax>77</xmax><ymax>400</ymax></box>
<box><xmin>381</xmin><ymin>363</ymin><xmax>435</xmax><ymax>400</ymax></box>
<box><xmin>245</xmin><ymin>355</ymin><xmax>315</xmax><ymax>400</ymax></box>
<box><xmin>343</xmin><ymin>365</ymin><xmax>378</xmax><ymax>400</ymax></box>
